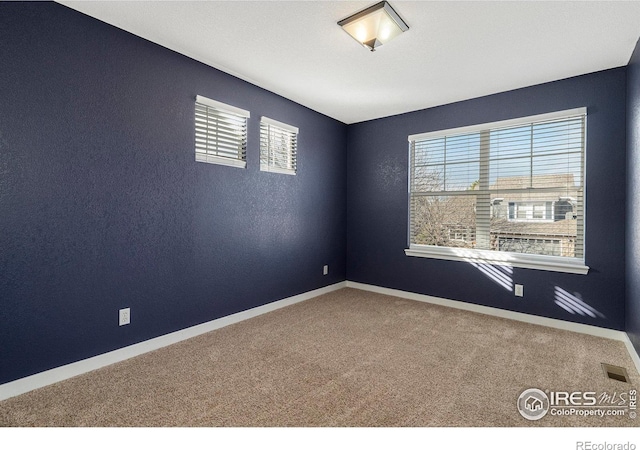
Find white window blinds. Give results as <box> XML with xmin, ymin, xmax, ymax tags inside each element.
<box><xmin>408</xmin><ymin>108</ymin><xmax>586</xmax><ymax>270</ymax></box>
<box><xmin>195</xmin><ymin>95</ymin><xmax>249</xmax><ymax>168</ymax></box>
<box><xmin>260</xmin><ymin>117</ymin><xmax>298</xmax><ymax>175</ymax></box>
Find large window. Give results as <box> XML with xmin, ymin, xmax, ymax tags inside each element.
<box><xmin>260</xmin><ymin>117</ymin><xmax>298</xmax><ymax>175</ymax></box>
<box><xmin>195</xmin><ymin>95</ymin><xmax>249</xmax><ymax>168</ymax></box>
<box><xmin>406</xmin><ymin>108</ymin><xmax>587</xmax><ymax>274</ymax></box>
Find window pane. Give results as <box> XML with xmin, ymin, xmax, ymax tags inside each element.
<box><xmin>532</xmin><ymin>153</ymin><xmax>582</xmax><ymax>186</ymax></box>
<box><xmin>445</xmin><ymin>161</ymin><xmax>480</xmax><ymax>191</ymax></box>
<box><xmin>411</xmin><ymin>195</ymin><xmax>476</xmax><ymax>248</ymax></box>
<box><xmin>490</xmin><ymin>125</ymin><xmax>531</xmax><ymax>160</ymax></box>
<box><xmin>445</xmin><ymin>133</ymin><xmax>480</xmax><ymax>163</ymax></box>
<box><xmin>413</xmin><ymin>165</ymin><xmax>444</xmax><ymax>192</ymax></box>
<box><xmin>411</xmin><ymin>133</ymin><xmax>480</xmax><ymax>193</ymax></box>
<box><xmin>414</xmin><ymin>138</ymin><xmax>444</xmax><ymax>166</ymax></box>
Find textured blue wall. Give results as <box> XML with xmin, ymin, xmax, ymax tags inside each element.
<box><xmin>347</xmin><ymin>69</ymin><xmax>627</xmax><ymax>330</ymax></box>
<box><xmin>626</xmin><ymin>38</ymin><xmax>640</xmax><ymax>354</ymax></box>
<box><xmin>0</xmin><ymin>3</ymin><xmax>347</xmax><ymax>384</ymax></box>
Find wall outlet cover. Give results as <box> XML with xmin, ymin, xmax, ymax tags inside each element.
<box><xmin>515</xmin><ymin>285</ymin><xmax>524</xmax><ymax>297</ymax></box>
<box><xmin>119</xmin><ymin>308</ymin><xmax>131</xmax><ymax>326</ymax></box>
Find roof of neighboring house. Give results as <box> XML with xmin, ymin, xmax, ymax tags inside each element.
<box><xmin>490</xmin><ymin>174</ymin><xmax>578</xmax><ymax>190</ymax></box>
<box><xmin>492</xmin><ymin>218</ymin><xmax>578</xmax><ymax>238</ymax></box>
<box><xmin>489</xmin><ymin>174</ymin><xmax>580</xmax><ymax>203</ymax></box>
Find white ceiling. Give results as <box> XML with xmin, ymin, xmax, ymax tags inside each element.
<box><xmin>59</xmin><ymin>1</ymin><xmax>640</xmax><ymax>124</ymax></box>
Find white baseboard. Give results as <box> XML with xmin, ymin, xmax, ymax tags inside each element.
<box><xmin>622</xmin><ymin>334</ymin><xmax>640</xmax><ymax>376</ymax></box>
<box><xmin>0</xmin><ymin>282</ymin><xmax>347</xmax><ymax>402</ymax></box>
<box><xmin>346</xmin><ymin>281</ymin><xmax>640</xmax><ymax>375</ymax></box>
<box><xmin>3</xmin><ymin>280</ymin><xmax>639</xmax><ymax>402</ymax></box>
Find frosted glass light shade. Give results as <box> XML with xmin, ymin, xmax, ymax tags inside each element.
<box><xmin>338</xmin><ymin>1</ymin><xmax>409</xmax><ymax>51</ymax></box>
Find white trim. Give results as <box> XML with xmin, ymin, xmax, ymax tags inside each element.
<box><xmin>622</xmin><ymin>334</ymin><xmax>640</xmax><ymax>377</ymax></box>
<box><xmin>405</xmin><ymin>245</ymin><xmax>589</xmax><ymax>275</ymax></box>
<box><xmin>261</xmin><ymin>166</ymin><xmax>296</xmax><ymax>176</ymax></box>
<box><xmin>261</xmin><ymin>116</ymin><xmax>299</xmax><ymax>134</ymax></box>
<box><xmin>346</xmin><ymin>281</ymin><xmax>626</xmax><ymax>340</ymax></box>
<box><xmin>408</xmin><ymin>107</ymin><xmax>587</xmax><ymax>142</ymax></box>
<box><xmin>195</xmin><ymin>153</ymin><xmax>247</xmax><ymax>169</ymax></box>
<box><xmin>195</xmin><ymin>95</ymin><xmax>250</xmax><ymax>118</ymax></box>
<box><xmin>0</xmin><ymin>282</ymin><xmax>346</xmax><ymax>401</ymax></box>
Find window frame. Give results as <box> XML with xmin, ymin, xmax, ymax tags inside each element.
<box><xmin>405</xmin><ymin>108</ymin><xmax>589</xmax><ymax>275</ymax></box>
<box><xmin>195</xmin><ymin>95</ymin><xmax>250</xmax><ymax>169</ymax></box>
<box><xmin>260</xmin><ymin>116</ymin><xmax>298</xmax><ymax>176</ymax></box>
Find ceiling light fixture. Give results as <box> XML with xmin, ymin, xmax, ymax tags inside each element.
<box><xmin>338</xmin><ymin>1</ymin><xmax>409</xmax><ymax>52</ymax></box>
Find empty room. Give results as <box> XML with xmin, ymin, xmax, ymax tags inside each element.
<box><xmin>2</xmin><ymin>0</ymin><xmax>640</xmax><ymax>440</ymax></box>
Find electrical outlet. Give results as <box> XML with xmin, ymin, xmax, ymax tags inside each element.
<box><xmin>515</xmin><ymin>284</ymin><xmax>524</xmax><ymax>297</ymax></box>
<box><xmin>323</xmin><ymin>265</ymin><xmax>328</xmax><ymax>275</ymax></box>
<box><xmin>119</xmin><ymin>308</ymin><xmax>130</xmax><ymax>326</ymax></box>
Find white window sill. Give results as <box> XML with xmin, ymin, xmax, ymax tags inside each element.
<box><xmin>260</xmin><ymin>166</ymin><xmax>296</xmax><ymax>176</ymax></box>
<box><xmin>196</xmin><ymin>153</ymin><xmax>247</xmax><ymax>169</ymax></box>
<box><xmin>405</xmin><ymin>245</ymin><xmax>589</xmax><ymax>275</ymax></box>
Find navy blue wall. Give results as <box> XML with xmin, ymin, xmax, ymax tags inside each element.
<box><xmin>347</xmin><ymin>69</ymin><xmax>627</xmax><ymax>331</ymax></box>
<box><xmin>0</xmin><ymin>3</ymin><xmax>347</xmax><ymax>384</ymax></box>
<box><xmin>626</xmin><ymin>38</ymin><xmax>640</xmax><ymax>354</ymax></box>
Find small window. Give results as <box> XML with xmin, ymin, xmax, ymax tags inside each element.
<box><xmin>260</xmin><ymin>117</ymin><xmax>298</xmax><ymax>175</ymax></box>
<box><xmin>195</xmin><ymin>95</ymin><xmax>249</xmax><ymax>168</ymax></box>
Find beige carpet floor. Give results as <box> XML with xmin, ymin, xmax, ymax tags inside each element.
<box><xmin>0</xmin><ymin>288</ymin><xmax>638</xmax><ymax>427</ymax></box>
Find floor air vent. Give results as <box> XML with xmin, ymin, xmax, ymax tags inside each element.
<box><xmin>601</xmin><ymin>363</ymin><xmax>630</xmax><ymax>383</ymax></box>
